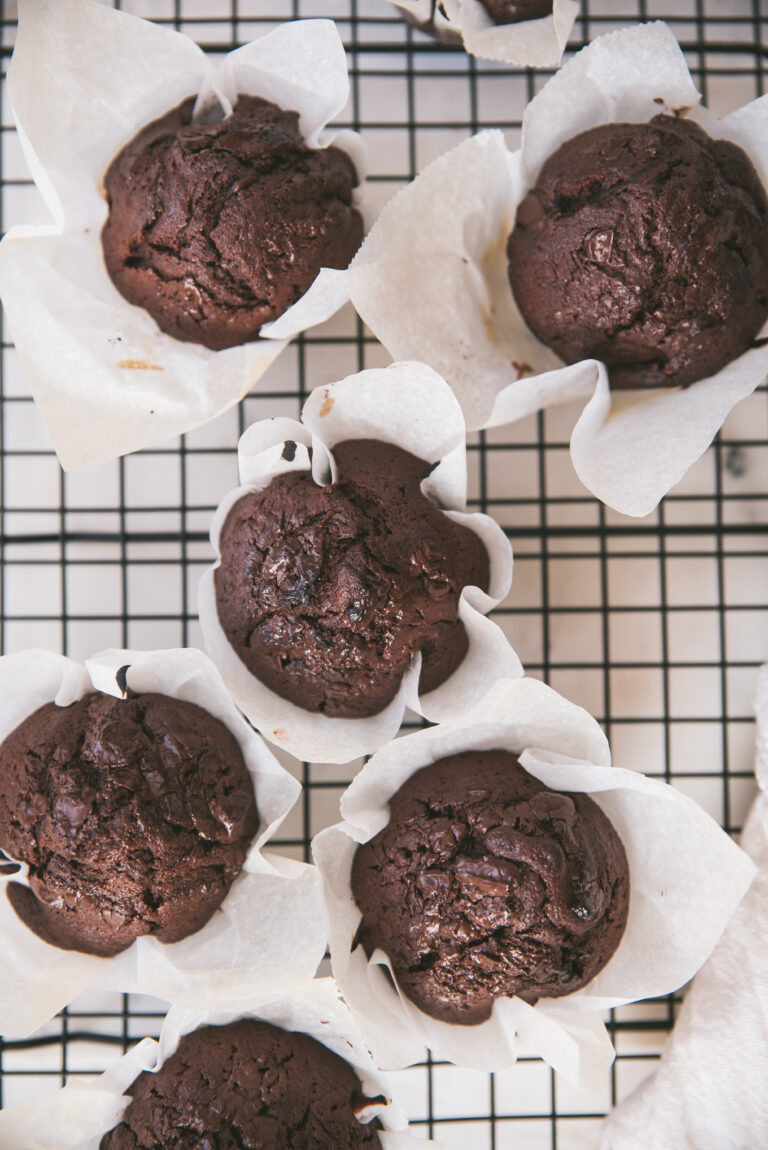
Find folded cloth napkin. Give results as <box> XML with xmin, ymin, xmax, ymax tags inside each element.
<box><xmin>600</xmin><ymin>665</ymin><xmax>768</xmax><ymax>1150</ymax></box>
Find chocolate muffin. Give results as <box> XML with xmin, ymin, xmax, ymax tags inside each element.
<box><xmin>0</xmin><ymin>691</ymin><xmax>259</xmax><ymax>957</ymax></box>
<box><xmin>507</xmin><ymin>116</ymin><xmax>768</xmax><ymax>389</ymax></box>
<box><xmin>402</xmin><ymin>0</ymin><xmax>551</xmax><ymax>40</ymax></box>
<box><xmin>351</xmin><ymin>750</ymin><xmax>629</xmax><ymax>1025</ymax></box>
<box><xmin>479</xmin><ymin>0</ymin><xmax>553</xmax><ymax>24</ymax></box>
<box><xmin>100</xmin><ymin>1019</ymin><xmax>384</xmax><ymax>1149</ymax></box>
<box><xmin>214</xmin><ymin>438</ymin><xmax>491</xmax><ymax>719</ymax></box>
<box><xmin>101</xmin><ymin>95</ymin><xmax>363</xmax><ymax>351</ymax></box>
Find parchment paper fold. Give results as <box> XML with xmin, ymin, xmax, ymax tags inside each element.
<box><xmin>199</xmin><ymin>362</ymin><xmax>520</xmax><ymax>765</ymax></box>
<box><xmin>0</xmin><ymin>0</ymin><xmax>365</xmax><ymax>469</ymax></box>
<box><xmin>314</xmin><ymin>675</ymin><xmax>756</xmax><ymax>1086</ymax></box>
<box><xmin>0</xmin><ymin>648</ymin><xmax>326</xmax><ymax>1038</ymax></box>
<box><xmin>348</xmin><ymin>22</ymin><xmax>768</xmax><ymax>516</ymax></box>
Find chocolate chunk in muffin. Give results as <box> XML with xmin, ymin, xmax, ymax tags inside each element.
<box><xmin>214</xmin><ymin>438</ymin><xmax>490</xmax><ymax>719</ymax></box>
<box><xmin>102</xmin><ymin>95</ymin><xmax>363</xmax><ymax>350</ymax></box>
<box><xmin>351</xmin><ymin>750</ymin><xmax>629</xmax><ymax>1025</ymax></box>
<box><xmin>0</xmin><ymin>691</ymin><xmax>258</xmax><ymax>957</ymax></box>
<box><xmin>507</xmin><ymin>116</ymin><xmax>768</xmax><ymax>389</ymax></box>
<box><xmin>100</xmin><ymin>1019</ymin><xmax>384</xmax><ymax>1149</ymax></box>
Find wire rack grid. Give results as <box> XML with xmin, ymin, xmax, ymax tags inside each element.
<box><xmin>0</xmin><ymin>0</ymin><xmax>766</xmax><ymax>1146</ymax></box>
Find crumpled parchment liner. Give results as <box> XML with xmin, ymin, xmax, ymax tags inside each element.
<box><xmin>348</xmin><ymin>21</ymin><xmax>768</xmax><ymax>517</ymax></box>
<box><xmin>390</xmin><ymin>0</ymin><xmax>577</xmax><ymax>66</ymax></box>
<box><xmin>598</xmin><ymin>665</ymin><xmax>768</xmax><ymax>1149</ymax></box>
<box><xmin>0</xmin><ymin>648</ymin><xmax>327</xmax><ymax>1039</ymax></box>
<box><xmin>198</xmin><ymin>362</ymin><xmax>520</xmax><ymax>765</ymax></box>
<box><xmin>0</xmin><ymin>0</ymin><xmax>366</xmax><ymax>470</ymax></box>
<box><xmin>312</xmin><ymin>675</ymin><xmax>757</xmax><ymax>1087</ymax></box>
<box><xmin>0</xmin><ymin>981</ymin><xmax>446</xmax><ymax>1150</ymax></box>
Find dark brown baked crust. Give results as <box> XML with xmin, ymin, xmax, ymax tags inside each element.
<box><xmin>479</xmin><ymin>0</ymin><xmax>553</xmax><ymax>24</ymax></box>
<box><xmin>214</xmin><ymin>438</ymin><xmax>490</xmax><ymax>719</ymax></box>
<box><xmin>102</xmin><ymin>95</ymin><xmax>363</xmax><ymax>351</ymax></box>
<box><xmin>351</xmin><ymin>750</ymin><xmax>630</xmax><ymax>1025</ymax></box>
<box><xmin>0</xmin><ymin>691</ymin><xmax>258</xmax><ymax>957</ymax></box>
<box><xmin>100</xmin><ymin>1019</ymin><xmax>384</xmax><ymax>1149</ymax></box>
<box><xmin>507</xmin><ymin>116</ymin><xmax>768</xmax><ymax>389</ymax></box>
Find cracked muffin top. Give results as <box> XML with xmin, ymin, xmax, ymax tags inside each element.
<box><xmin>507</xmin><ymin>115</ymin><xmax>768</xmax><ymax>389</ymax></box>
<box><xmin>100</xmin><ymin>1019</ymin><xmax>384</xmax><ymax>1149</ymax></box>
<box><xmin>351</xmin><ymin>749</ymin><xmax>630</xmax><ymax>1025</ymax></box>
<box><xmin>213</xmin><ymin>438</ymin><xmax>491</xmax><ymax>720</ymax></box>
<box><xmin>0</xmin><ymin>690</ymin><xmax>259</xmax><ymax>956</ymax></box>
<box><xmin>101</xmin><ymin>94</ymin><xmax>363</xmax><ymax>350</ymax></box>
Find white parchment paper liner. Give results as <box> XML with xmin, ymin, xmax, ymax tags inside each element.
<box><xmin>198</xmin><ymin>362</ymin><xmax>519</xmax><ymax>765</ymax></box>
<box><xmin>0</xmin><ymin>648</ymin><xmax>327</xmax><ymax>1038</ymax></box>
<box><xmin>599</xmin><ymin>665</ymin><xmax>768</xmax><ymax>1149</ymax></box>
<box><xmin>312</xmin><ymin>675</ymin><xmax>757</xmax><ymax>1087</ymax></box>
<box><xmin>348</xmin><ymin>22</ymin><xmax>768</xmax><ymax>517</ymax></box>
<box><xmin>390</xmin><ymin>0</ymin><xmax>577</xmax><ymax>67</ymax></box>
<box><xmin>0</xmin><ymin>0</ymin><xmax>366</xmax><ymax>471</ymax></box>
<box><xmin>0</xmin><ymin>980</ymin><xmax>446</xmax><ymax>1150</ymax></box>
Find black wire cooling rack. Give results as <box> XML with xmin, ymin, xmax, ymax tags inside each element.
<box><xmin>0</xmin><ymin>0</ymin><xmax>767</xmax><ymax>1145</ymax></box>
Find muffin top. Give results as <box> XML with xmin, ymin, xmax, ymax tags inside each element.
<box><xmin>102</xmin><ymin>95</ymin><xmax>363</xmax><ymax>350</ymax></box>
<box><xmin>100</xmin><ymin>1019</ymin><xmax>384</xmax><ymax>1149</ymax></box>
<box><xmin>214</xmin><ymin>438</ymin><xmax>490</xmax><ymax>719</ymax></box>
<box><xmin>351</xmin><ymin>749</ymin><xmax>630</xmax><ymax>1024</ymax></box>
<box><xmin>507</xmin><ymin>116</ymin><xmax>768</xmax><ymax>389</ymax></box>
<box><xmin>0</xmin><ymin>690</ymin><xmax>259</xmax><ymax>956</ymax></box>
